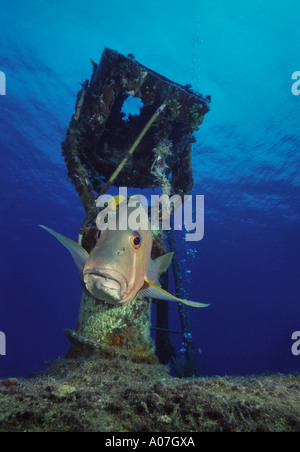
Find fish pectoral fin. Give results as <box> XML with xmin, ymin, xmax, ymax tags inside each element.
<box><xmin>155</xmin><ymin>252</ymin><xmax>174</xmax><ymax>277</ymax></box>
<box><xmin>139</xmin><ymin>279</ymin><xmax>210</xmax><ymax>308</ymax></box>
<box><xmin>39</xmin><ymin>225</ymin><xmax>89</xmax><ymax>275</ymax></box>
<box><xmin>146</xmin><ymin>252</ymin><xmax>174</xmax><ymax>284</ymax></box>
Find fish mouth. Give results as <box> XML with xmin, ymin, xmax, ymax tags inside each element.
<box><xmin>83</xmin><ymin>268</ymin><xmax>127</xmax><ymax>301</ymax></box>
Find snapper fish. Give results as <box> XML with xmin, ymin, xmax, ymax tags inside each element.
<box><xmin>39</xmin><ymin>197</ymin><xmax>209</xmax><ymax>308</ymax></box>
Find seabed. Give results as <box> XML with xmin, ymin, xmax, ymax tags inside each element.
<box><xmin>2</xmin><ymin>49</ymin><xmax>298</xmax><ymax>433</ymax></box>
<box><xmin>0</xmin><ymin>355</ymin><xmax>299</xmax><ymax>432</ymax></box>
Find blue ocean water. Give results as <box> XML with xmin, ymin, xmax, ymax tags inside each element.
<box><xmin>0</xmin><ymin>0</ymin><xmax>299</xmax><ymax>378</ymax></box>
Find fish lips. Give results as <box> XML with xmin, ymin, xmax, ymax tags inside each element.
<box><xmin>83</xmin><ymin>268</ymin><xmax>127</xmax><ymax>301</ymax></box>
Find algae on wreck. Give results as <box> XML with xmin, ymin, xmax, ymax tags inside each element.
<box><xmin>0</xmin><ymin>356</ymin><xmax>299</xmax><ymax>432</ymax></box>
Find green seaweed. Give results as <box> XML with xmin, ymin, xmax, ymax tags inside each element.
<box><xmin>190</xmin><ymin>104</ymin><xmax>205</xmax><ymax>130</ymax></box>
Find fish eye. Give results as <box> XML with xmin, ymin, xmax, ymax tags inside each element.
<box><xmin>131</xmin><ymin>231</ymin><xmax>141</xmax><ymax>249</ymax></box>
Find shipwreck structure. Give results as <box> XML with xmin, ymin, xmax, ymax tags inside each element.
<box><xmin>62</xmin><ymin>48</ymin><xmax>210</xmax><ymax>375</ymax></box>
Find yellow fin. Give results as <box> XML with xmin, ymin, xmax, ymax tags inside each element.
<box><xmin>107</xmin><ymin>195</ymin><xmax>127</xmax><ymax>211</ymax></box>
<box><xmin>139</xmin><ymin>280</ymin><xmax>210</xmax><ymax>308</ymax></box>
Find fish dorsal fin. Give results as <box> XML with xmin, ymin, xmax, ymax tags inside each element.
<box><xmin>146</xmin><ymin>252</ymin><xmax>174</xmax><ymax>284</ymax></box>
<box><xmin>96</xmin><ymin>194</ymin><xmax>127</xmax><ymax>210</ymax></box>
<box><xmin>139</xmin><ymin>278</ymin><xmax>210</xmax><ymax>308</ymax></box>
<box><xmin>39</xmin><ymin>225</ymin><xmax>89</xmax><ymax>274</ymax></box>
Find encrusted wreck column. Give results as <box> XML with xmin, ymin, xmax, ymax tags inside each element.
<box><xmin>65</xmin><ymin>291</ymin><xmax>155</xmax><ymax>363</ymax></box>
<box><xmin>61</xmin><ymin>48</ymin><xmax>210</xmax><ymax>367</ymax></box>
